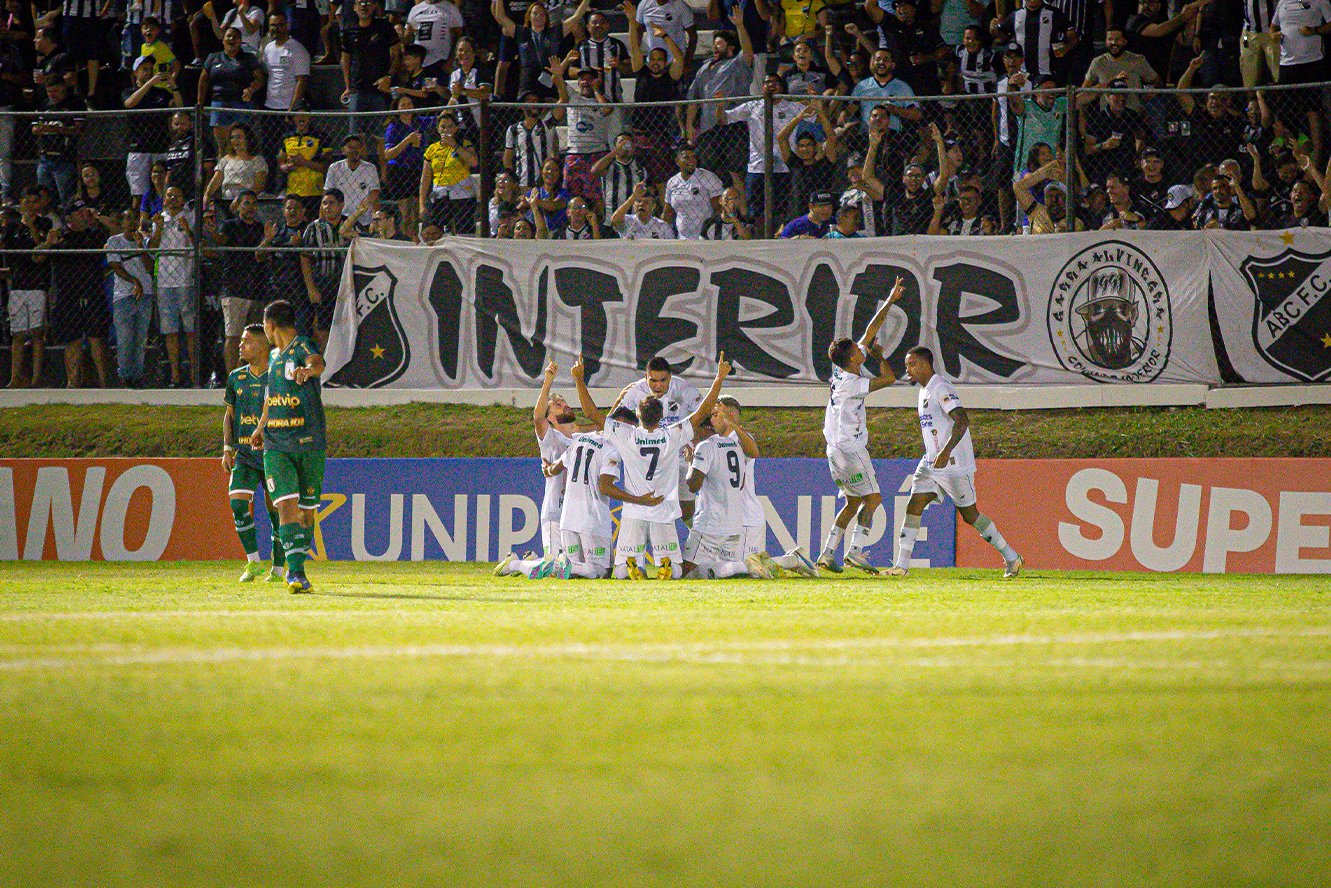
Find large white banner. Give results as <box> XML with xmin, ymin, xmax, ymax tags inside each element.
<box><xmin>323</xmin><ymin>229</ymin><xmax>1331</xmax><ymax>389</ymax></box>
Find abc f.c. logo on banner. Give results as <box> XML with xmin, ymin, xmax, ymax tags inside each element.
<box><xmin>1047</xmin><ymin>241</ymin><xmax>1172</xmax><ymax>383</ymax></box>
<box><xmin>1240</xmin><ymin>245</ymin><xmax>1331</xmax><ymax>383</ymax></box>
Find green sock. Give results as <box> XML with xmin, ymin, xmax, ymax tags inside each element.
<box><xmin>231</xmin><ymin>500</ymin><xmax>257</xmax><ymax>556</ymax></box>
<box><xmin>268</xmin><ymin>510</ymin><xmax>285</xmax><ymax>568</ymax></box>
<box><xmin>279</xmin><ymin>523</ymin><xmax>305</xmax><ymax>576</ymax></box>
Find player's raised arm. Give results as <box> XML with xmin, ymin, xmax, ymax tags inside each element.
<box><xmin>687</xmin><ymin>352</ymin><xmax>731</xmax><ymax>432</ymax></box>
<box><xmin>570</xmin><ymin>355</ymin><xmax>605</xmax><ymax>430</ymax></box>
<box><xmin>534</xmin><ymin>359</ymin><xmax>558</xmax><ymax>435</ymax></box>
<box><xmin>723</xmin><ymin>401</ymin><xmax>759</xmax><ymax>458</ymax></box>
<box><xmin>857</xmin><ymin>276</ymin><xmax>905</xmax><ymax>354</ymax></box>
<box><xmin>867</xmin><ymin>341</ymin><xmax>897</xmax><ymax>391</ymax></box>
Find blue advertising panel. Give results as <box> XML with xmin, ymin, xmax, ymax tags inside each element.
<box><xmin>254</xmin><ymin>458</ymin><xmax>956</xmax><ymax>568</ymax></box>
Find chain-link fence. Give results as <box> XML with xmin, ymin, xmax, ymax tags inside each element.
<box><xmin>2</xmin><ymin>80</ymin><xmax>1329</xmax><ymax>387</ymax></box>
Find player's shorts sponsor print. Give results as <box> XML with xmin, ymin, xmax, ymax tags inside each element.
<box><xmin>264</xmin><ymin>449</ymin><xmax>327</xmax><ymax>509</ymax></box>
<box><xmin>826</xmin><ymin>445</ymin><xmax>880</xmax><ymax>497</ymax></box>
<box><xmin>228</xmin><ymin>462</ymin><xmax>266</xmax><ymax>498</ymax></box>
<box><xmin>561</xmin><ymin>530</ymin><xmax>611</xmax><ymax>568</ymax></box>
<box><xmin>910</xmin><ymin>459</ymin><xmax>977</xmax><ymax>508</ymax></box>
<box><xmin>683</xmin><ymin>530</ymin><xmax>742</xmax><ymax>563</ymax></box>
<box><xmin>615</xmin><ymin>518</ymin><xmax>680</xmax><ymax>561</ymax></box>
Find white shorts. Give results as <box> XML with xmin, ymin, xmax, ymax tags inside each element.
<box><xmin>910</xmin><ymin>458</ymin><xmax>977</xmax><ymax>508</ymax></box>
<box><xmin>222</xmin><ymin>296</ymin><xmax>261</xmax><ymax>338</ymax></box>
<box><xmin>7</xmin><ymin>289</ymin><xmax>47</xmax><ymax>333</ymax></box>
<box><xmin>561</xmin><ymin>529</ymin><xmax>612</xmax><ymax>571</ymax></box>
<box><xmin>615</xmin><ymin>517</ymin><xmax>680</xmax><ymax>563</ymax></box>
<box><xmin>540</xmin><ymin>518</ymin><xmax>565</xmax><ymax>555</ymax></box>
<box><xmin>683</xmin><ymin>529</ymin><xmax>742</xmax><ymax>564</ymax></box>
<box><xmin>827</xmin><ymin>444</ymin><xmax>879</xmax><ymax>497</ymax></box>
<box><xmin>741</xmin><ymin>524</ymin><xmax>765</xmax><ymax>558</ymax></box>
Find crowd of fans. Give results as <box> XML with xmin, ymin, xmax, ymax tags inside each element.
<box><xmin>2</xmin><ymin>0</ymin><xmax>1331</xmax><ymax>386</ymax></box>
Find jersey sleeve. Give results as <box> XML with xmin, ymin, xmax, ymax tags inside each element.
<box><xmin>601</xmin><ymin>442</ymin><xmax>621</xmax><ymax>474</ymax></box>
<box><xmin>690</xmin><ymin>439</ymin><xmax>713</xmax><ymax>476</ymax></box>
<box><xmin>224</xmin><ymin>373</ymin><xmax>237</xmax><ymax>408</ymax></box>
<box><xmin>938</xmin><ymin>380</ymin><xmax>963</xmax><ymax>413</ymax></box>
<box><xmin>667</xmin><ymin>423</ymin><xmax>694</xmax><ymax>452</ymax></box>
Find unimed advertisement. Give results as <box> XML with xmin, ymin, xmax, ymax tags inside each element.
<box><xmin>0</xmin><ymin>457</ymin><xmax>956</xmax><ymax>567</ymax></box>
<box><xmin>957</xmin><ymin>459</ymin><xmax>1331</xmax><ymax>574</ymax></box>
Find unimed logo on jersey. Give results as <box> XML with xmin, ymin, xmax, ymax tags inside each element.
<box><xmin>1240</xmin><ymin>246</ymin><xmax>1331</xmax><ymax>382</ymax></box>
<box><xmin>325</xmin><ymin>265</ymin><xmax>409</xmax><ymax>388</ymax></box>
<box><xmin>1047</xmin><ymin>241</ymin><xmax>1172</xmax><ymax>382</ymax></box>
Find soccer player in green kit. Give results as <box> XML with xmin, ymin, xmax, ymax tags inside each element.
<box><xmin>223</xmin><ymin>324</ymin><xmax>286</xmax><ymax>583</ymax></box>
<box><xmin>250</xmin><ymin>300</ymin><xmax>326</xmax><ymax>594</ymax></box>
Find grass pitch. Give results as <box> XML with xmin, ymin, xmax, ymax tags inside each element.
<box><xmin>2</xmin><ymin>562</ymin><xmax>1329</xmax><ymax>887</ymax></box>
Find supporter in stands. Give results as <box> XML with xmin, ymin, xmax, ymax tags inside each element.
<box><xmin>541</xmin><ymin>193</ymin><xmax>602</xmax><ymax>238</ymax></box>
<box><xmin>381</xmin><ymin>96</ymin><xmax>429</xmax><ymax>232</ymax></box>
<box><xmin>325</xmin><ymin>133</ymin><xmax>382</xmax><ymax>229</ymax></box>
<box><xmin>139</xmin><ymin>160</ymin><xmax>170</xmax><ymax>228</ymax></box>
<box><xmin>848</xmin><ymin>48</ymin><xmax>921</xmax><ymax>178</ymax></box>
<box><xmin>778</xmin><ymin>190</ymin><xmax>835</xmax><ymax>238</ymax></box>
<box><xmin>685</xmin><ymin>27</ymin><xmax>753</xmax><ymax>195</ymax></box>
<box><xmin>301</xmin><ymin>189</ymin><xmax>348</xmax><ymax>350</ymax></box>
<box><xmin>149</xmin><ymin>185</ymin><xmax>199</xmax><ymax>387</ymax></box>
<box><xmin>628</xmin><ymin>19</ymin><xmax>686</xmax><ymax>180</ymax></box>
<box><xmin>710</xmin><ymin>0</ymin><xmax>768</xmax><ymax>92</ymax></box>
<box><xmin>1001</xmin><ymin>0</ymin><xmax>1077</xmax><ymax>82</ymax></box>
<box><xmin>1013</xmin><ymin>156</ymin><xmax>1085</xmax><ymax>232</ymax></box>
<box><xmin>76</xmin><ymin>163</ymin><xmax>123</xmax><ymax>233</ymax></box>
<box><xmin>279</xmin><ymin>104</ymin><xmax>331</xmax><ymax>216</ymax></box>
<box><xmin>1270</xmin><ymin>0</ymin><xmax>1331</xmax><ymax>165</ymax></box>
<box><xmin>663</xmin><ymin>142</ymin><xmax>725</xmax><ymax>239</ymax></box>
<box><xmin>1122</xmin><ymin>0</ymin><xmax>1208</xmax><ymax>85</ymax></box>
<box><xmin>1080</xmin><ymin>80</ymin><xmax>1146</xmax><ymax>184</ymax></box>
<box><xmin>33</xmin><ymin>78</ymin><xmax>86</xmax><ymax>208</ymax></box>
<box><xmin>419</xmin><ymin>112</ymin><xmax>479</xmax><ymax>233</ymax></box>
<box><xmin>220</xmin><ymin>0</ymin><xmax>266</xmax><ymax>54</ymax></box>
<box><xmin>259</xmin><ymin>197</ymin><xmax>310</xmax><ymax>337</ymax></box>
<box><xmin>212</xmin><ymin>189</ymin><xmax>267</xmax><ymax>370</ymax></box>
<box><xmin>198</xmin><ymin>27</ymin><xmax>265</xmax><ymax>156</ymax></box>
<box><xmin>635</xmin><ymin>0</ymin><xmax>697</xmax><ymax>69</ymax></box>
<box><xmin>592</xmin><ymin>133</ymin><xmax>647</xmax><ymax>225</ymax></box>
<box><xmin>447</xmin><ymin>37</ymin><xmax>493</xmax><ymax>137</ymax></box>
<box><xmin>504</xmin><ymin>91</ymin><xmax>560</xmax><ymax>188</ymax></box>
<box><xmin>700</xmin><ymin>184</ymin><xmax>754</xmax><ymax>239</ymax></box>
<box><xmin>289</xmin><ymin>0</ymin><xmax>334</xmax><ymax>63</ymax></box>
<box><xmin>31</xmin><ymin>25</ymin><xmax>76</xmax><ymax>101</ymax></box>
<box><xmin>565</xmin><ymin>2</ymin><xmax>630</xmax><ymax>104</ymax></box>
<box><xmin>164</xmin><ymin>110</ymin><xmax>203</xmax><ymax>197</ymax></box>
<box><xmin>341</xmin><ymin>0</ymin><xmax>402</xmax><ymax>117</ymax></box>
<box><xmin>1240</xmin><ymin>0</ymin><xmax>1279</xmax><ymax>88</ymax></box>
<box><xmin>106</xmin><ymin>209</ymin><xmax>155</xmax><ymax>389</ymax></box>
<box><xmin>1269</xmin><ymin>178</ymin><xmax>1329</xmax><ymax>229</ymax></box>
<box><xmin>41</xmin><ymin>0</ymin><xmax>110</xmax><ymax>103</ymax></box>
<box><xmin>1132</xmin><ymin>146</ymin><xmax>1170</xmax><ymax>209</ymax></box>
<box><xmin>839</xmin><ymin>150</ymin><xmax>882</xmax><ymax>237</ymax></box>
<box><xmin>1099</xmin><ymin>171</ymin><xmax>1148</xmax><ymax>229</ymax></box>
<box><xmin>488</xmin><ymin>170</ymin><xmax>522</xmax><ymax>232</ymax></box>
<box><xmin>405</xmin><ymin>0</ymin><xmax>466</xmax><ymax>79</ymax></box>
<box><xmin>720</xmin><ymin>68</ymin><xmax>803</xmax><ymax>223</ymax></box>
<box><xmin>261</xmin><ymin>12</ymin><xmax>312</xmax><ymax>162</ymax></box>
<box><xmin>824</xmin><ymin>203</ymin><xmax>863</xmax><ymax>238</ymax></box>
<box><xmin>205</xmin><ymin>123</ymin><xmax>269</xmax><ymax>209</ymax></box>
<box><xmin>930</xmin><ymin>183</ymin><xmax>996</xmax><ymax>235</ymax></box>
<box><xmin>191</xmin><ymin>0</ymin><xmax>237</xmax><ymax>65</ymax></box>
<box><xmin>778</xmin><ymin>104</ymin><xmax>839</xmax><ymax>217</ymax></box>
<box><xmin>1193</xmin><ymin>162</ymin><xmax>1256</xmax><ymax>230</ymax></box>
<box><xmin>123</xmin><ymin>57</ymin><xmax>183</xmax><ymax>208</ymax></box>
<box><xmin>1146</xmin><ymin>183</ymin><xmax>1196</xmax><ymax>229</ymax></box>
<box><xmin>1011</xmin><ymin>74</ymin><xmax>1066</xmax><ymax>188</ymax></box>
<box><xmin>492</xmin><ymin>0</ymin><xmax>571</xmax><ymax>100</ymax></box>
<box><xmin>871</xmin><ymin>0</ymin><xmax>945</xmax><ymax>98</ymax></box>
<box><xmin>781</xmin><ymin>35</ymin><xmax>835</xmax><ymax>98</ymax></box>
<box><xmin>525</xmin><ymin>156</ymin><xmax>571</xmax><ymax>230</ymax></box>
<box><xmin>1079</xmin><ymin>26</ymin><xmax>1158</xmax><ymax>112</ymax></box>
<box><xmin>1173</xmin><ymin>57</ymin><xmax>1243</xmax><ymax>170</ymax></box>
<box><xmin>552</xmin><ymin>57</ymin><xmax>614</xmax><ymax>207</ymax></box>
<box><xmin>611</xmin><ymin>181</ymin><xmax>675</xmax><ymax>238</ymax></box>
<box><xmin>3</xmin><ymin>208</ymin><xmax>52</xmax><ymax>388</ymax></box>
<box><xmin>883</xmin><ymin>161</ymin><xmax>937</xmax><ymax>235</ymax></box>
<box><xmin>43</xmin><ymin>201</ymin><xmax>112</xmax><ymax>388</ymax></box>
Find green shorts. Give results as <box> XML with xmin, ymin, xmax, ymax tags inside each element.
<box><xmin>228</xmin><ymin>460</ymin><xmax>266</xmax><ymax>499</ymax></box>
<box><xmin>264</xmin><ymin>449</ymin><xmax>327</xmax><ymax>510</ymax></box>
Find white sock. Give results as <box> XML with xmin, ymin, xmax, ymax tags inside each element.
<box><xmin>713</xmin><ymin>561</ymin><xmax>749</xmax><ymax>578</ymax></box>
<box><xmin>847</xmin><ymin>523</ymin><xmax>871</xmax><ymax>556</ymax></box>
<box><xmin>820</xmin><ymin>526</ymin><xmax>844</xmax><ymax>559</ymax></box>
<box><xmin>568</xmin><ymin>562</ymin><xmax>602</xmax><ymax>579</ymax></box>
<box><xmin>612</xmin><ymin>563</ymin><xmax>630</xmax><ymax>579</ymax></box>
<box><xmin>246</xmin><ymin>552</ymin><xmax>260</xmax><ymax>563</ymax></box>
<box><xmin>895</xmin><ymin>514</ymin><xmax>921</xmax><ymax>569</ymax></box>
<box><xmin>509</xmin><ymin>558</ymin><xmax>541</xmax><ymax>576</ymax></box>
<box><xmin>974</xmin><ymin>515</ymin><xmax>1018</xmax><ymax>562</ymax></box>
<box><xmin>770</xmin><ymin>552</ymin><xmax>801</xmax><ymax>569</ymax></box>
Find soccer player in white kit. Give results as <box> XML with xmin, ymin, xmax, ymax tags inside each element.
<box><xmin>816</xmin><ymin>277</ymin><xmax>906</xmax><ymax>574</ymax></box>
<box><xmin>545</xmin><ymin>426</ymin><xmax>622</xmax><ymax>579</ymax></box>
<box><xmin>572</xmin><ymin>352</ymin><xmax>732</xmax><ymax>579</ymax></box>
<box><xmin>620</xmin><ymin>355</ymin><xmax>704</xmax><ymax>524</ymax></box>
<box><xmin>683</xmin><ymin>398</ymin><xmax>818</xmax><ymax>579</ymax></box>
<box><xmin>494</xmin><ymin>360</ymin><xmax>576</xmax><ymax>578</ymax></box>
<box><xmin>886</xmin><ymin>345</ymin><xmax>1023</xmax><ymax>578</ymax></box>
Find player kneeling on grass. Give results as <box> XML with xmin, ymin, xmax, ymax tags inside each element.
<box><xmin>683</xmin><ymin>399</ymin><xmax>818</xmax><ymax>579</ymax></box>
<box><xmin>572</xmin><ymin>352</ymin><xmax>732</xmax><ymax>580</ymax></box>
<box><xmin>886</xmin><ymin>346</ymin><xmax>1022</xmax><ymax>579</ymax></box>
<box><xmin>223</xmin><ymin>323</ymin><xmax>286</xmax><ymax>583</ymax></box>
<box><xmin>817</xmin><ymin>277</ymin><xmax>906</xmax><ymax>575</ymax></box>
<box><xmin>251</xmin><ymin>299</ymin><xmax>327</xmax><ymax>594</ymax></box>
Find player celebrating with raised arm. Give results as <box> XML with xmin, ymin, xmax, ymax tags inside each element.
<box><xmin>543</xmin><ymin>413</ymin><xmax>625</xmax><ymax>580</ymax></box>
<box><xmin>619</xmin><ymin>355</ymin><xmax>704</xmax><ymax>525</ymax></box>
<box><xmin>250</xmin><ymin>300</ymin><xmax>326</xmax><ymax>594</ymax></box>
<box><xmin>223</xmin><ymin>323</ymin><xmax>286</xmax><ymax>583</ymax></box>
<box><xmin>573</xmin><ymin>352</ymin><xmax>732</xmax><ymax>580</ymax></box>
<box><xmin>886</xmin><ymin>346</ymin><xmax>1022</xmax><ymax>578</ymax></box>
<box><xmin>817</xmin><ymin>277</ymin><xmax>906</xmax><ymax>574</ymax></box>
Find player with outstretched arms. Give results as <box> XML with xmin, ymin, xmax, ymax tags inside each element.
<box><xmin>494</xmin><ymin>360</ymin><xmax>577</xmax><ymax>578</ymax></box>
<box><xmin>619</xmin><ymin>356</ymin><xmax>703</xmax><ymax>524</ymax></box>
<box><xmin>573</xmin><ymin>352</ymin><xmax>731</xmax><ymax>579</ymax></box>
<box><xmin>250</xmin><ymin>300</ymin><xmax>326</xmax><ymax>594</ymax></box>
<box><xmin>222</xmin><ymin>323</ymin><xmax>286</xmax><ymax>583</ymax></box>
<box><xmin>886</xmin><ymin>345</ymin><xmax>1023</xmax><ymax>578</ymax></box>
<box><xmin>816</xmin><ymin>277</ymin><xmax>906</xmax><ymax>574</ymax></box>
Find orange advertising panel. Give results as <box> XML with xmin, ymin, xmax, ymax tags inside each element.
<box><xmin>959</xmin><ymin>459</ymin><xmax>1331</xmax><ymax>574</ymax></box>
<box><xmin>0</xmin><ymin>459</ymin><xmax>243</xmax><ymax>561</ymax></box>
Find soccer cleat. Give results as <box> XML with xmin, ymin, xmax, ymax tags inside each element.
<box><xmin>554</xmin><ymin>555</ymin><xmax>573</xmax><ymax>580</ymax></box>
<box><xmin>757</xmin><ymin>551</ymin><xmax>782</xmax><ymax>577</ymax></box>
<box><xmin>1003</xmin><ymin>555</ymin><xmax>1024</xmax><ymax>579</ymax></box>
<box><xmin>883</xmin><ymin>565</ymin><xmax>910</xmax><ymax>577</ymax></box>
<box><xmin>656</xmin><ymin>557</ymin><xmax>673</xmax><ymax>581</ymax></box>
<box><xmin>493</xmin><ymin>552</ymin><xmax>517</xmax><ymax>576</ymax></box>
<box><xmin>266</xmin><ymin>566</ymin><xmax>286</xmax><ymax>582</ymax></box>
<box><xmin>626</xmin><ymin>559</ymin><xmax>647</xmax><ymax>581</ymax></box>
<box><xmin>786</xmin><ymin>546</ymin><xmax>819</xmax><ymax>578</ymax></box>
<box><xmin>287</xmin><ymin>573</ymin><xmax>313</xmax><ymax>594</ymax></box>
<box><xmin>530</xmin><ymin>558</ymin><xmax>557</xmax><ymax>579</ymax></box>
<box><xmin>744</xmin><ymin>553</ymin><xmax>772</xmax><ymax>579</ymax></box>
<box><xmin>816</xmin><ymin>554</ymin><xmax>843</xmax><ymax>573</ymax></box>
<box><xmin>844</xmin><ymin>551</ymin><xmax>880</xmax><ymax>575</ymax></box>
<box><xmin>238</xmin><ymin>561</ymin><xmax>266</xmax><ymax>583</ymax></box>
<box><xmin>521</xmin><ymin>550</ymin><xmax>540</xmax><ymax>561</ymax></box>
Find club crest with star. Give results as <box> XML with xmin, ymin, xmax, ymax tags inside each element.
<box><xmin>1239</xmin><ymin>233</ymin><xmax>1331</xmax><ymax>383</ymax></box>
<box><xmin>326</xmin><ymin>265</ymin><xmax>410</xmax><ymax>388</ymax></box>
